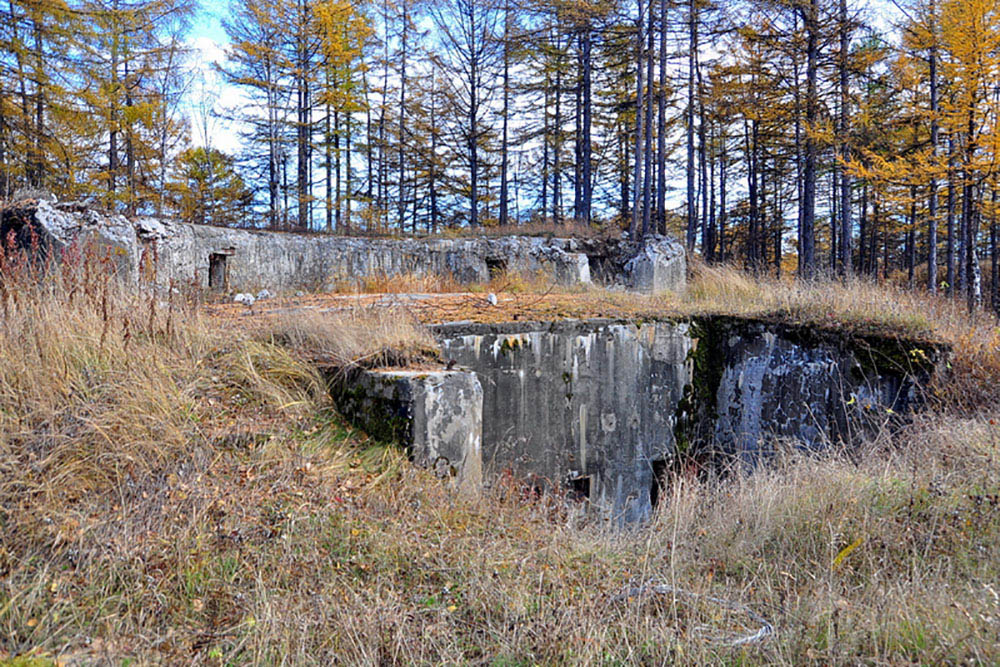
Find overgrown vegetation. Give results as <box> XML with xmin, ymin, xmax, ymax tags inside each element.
<box><xmin>266</xmin><ymin>307</ymin><xmax>439</xmax><ymax>369</ymax></box>
<box><xmin>1</xmin><ymin>251</ymin><xmax>999</xmax><ymax>663</ymax></box>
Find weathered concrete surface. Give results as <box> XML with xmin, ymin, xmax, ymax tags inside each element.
<box><xmin>622</xmin><ymin>235</ymin><xmax>687</xmax><ymax>294</ymax></box>
<box><xmin>2</xmin><ymin>200</ymin><xmax>687</xmax><ymax>294</ymax></box>
<box><xmin>329</xmin><ymin>368</ymin><xmax>483</xmax><ymax>492</ymax></box>
<box><xmin>428</xmin><ymin>317</ymin><xmax>945</xmax><ymax>522</ymax></box>
<box><xmin>436</xmin><ymin>319</ymin><xmax>693</xmax><ymax>524</ymax></box>
<box><xmin>678</xmin><ymin>317</ymin><xmax>947</xmax><ymax>467</ymax></box>
<box><xmin>137</xmin><ymin>219</ymin><xmax>600</xmax><ymax>291</ymax></box>
<box><xmin>0</xmin><ymin>200</ymin><xmax>140</xmax><ymax>281</ymax></box>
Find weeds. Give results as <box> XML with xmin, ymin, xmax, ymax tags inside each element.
<box><xmin>265</xmin><ymin>307</ymin><xmax>439</xmax><ymax>369</ymax></box>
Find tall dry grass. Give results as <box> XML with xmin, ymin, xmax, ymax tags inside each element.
<box><xmin>683</xmin><ymin>260</ymin><xmax>1000</xmax><ymax>412</ymax></box>
<box><xmin>266</xmin><ymin>306</ymin><xmax>439</xmax><ymax>368</ymax></box>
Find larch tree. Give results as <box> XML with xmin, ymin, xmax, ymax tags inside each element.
<box><xmin>430</xmin><ymin>0</ymin><xmax>501</xmax><ymax>228</ymax></box>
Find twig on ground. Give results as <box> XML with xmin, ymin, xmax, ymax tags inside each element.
<box><xmin>614</xmin><ymin>581</ymin><xmax>775</xmax><ymax>647</ymax></box>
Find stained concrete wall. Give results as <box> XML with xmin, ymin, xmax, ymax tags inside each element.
<box><xmin>3</xmin><ymin>200</ymin><xmax>688</xmax><ymax>294</ymax></box>
<box><xmin>436</xmin><ymin>320</ymin><xmax>693</xmax><ymax>524</ymax></box>
<box><xmin>682</xmin><ymin>317</ymin><xmax>945</xmax><ymax>466</ymax></box>
<box><xmin>137</xmin><ymin>218</ymin><xmax>598</xmax><ymax>291</ymax></box>
<box><xmin>422</xmin><ymin>317</ymin><xmax>946</xmax><ymax>523</ymax></box>
<box><xmin>330</xmin><ymin>368</ymin><xmax>483</xmax><ymax>492</ymax></box>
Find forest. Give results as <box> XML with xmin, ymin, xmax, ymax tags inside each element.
<box><xmin>1</xmin><ymin>0</ymin><xmax>999</xmax><ymax>310</ymax></box>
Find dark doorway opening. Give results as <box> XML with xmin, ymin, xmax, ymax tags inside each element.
<box><xmin>568</xmin><ymin>475</ymin><xmax>591</xmax><ymax>502</ymax></box>
<box><xmin>209</xmin><ymin>253</ymin><xmax>228</xmax><ymax>291</ymax></box>
<box><xmin>486</xmin><ymin>257</ymin><xmax>507</xmax><ymax>280</ymax></box>
<box><xmin>649</xmin><ymin>459</ymin><xmax>668</xmax><ymax>509</ymax></box>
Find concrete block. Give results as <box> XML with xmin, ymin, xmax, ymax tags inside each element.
<box><xmin>331</xmin><ymin>368</ymin><xmax>483</xmax><ymax>492</ymax></box>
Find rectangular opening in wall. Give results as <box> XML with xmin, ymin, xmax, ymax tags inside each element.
<box><xmin>587</xmin><ymin>254</ymin><xmax>610</xmax><ymax>285</ymax></box>
<box><xmin>208</xmin><ymin>253</ymin><xmax>228</xmax><ymax>291</ymax></box>
<box><xmin>568</xmin><ymin>475</ymin><xmax>591</xmax><ymax>502</ymax></box>
<box><xmin>486</xmin><ymin>257</ymin><xmax>507</xmax><ymax>280</ymax></box>
<box><xmin>649</xmin><ymin>459</ymin><xmax>668</xmax><ymax>508</ymax></box>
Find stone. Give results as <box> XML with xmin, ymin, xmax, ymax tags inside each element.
<box><xmin>0</xmin><ymin>200</ymin><xmax>140</xmax><ymax>282</ymax></box>
<box><xmin>622</xmin><ymin>235</ymin><xmax>687</xmax><ymax>294</ymax></box>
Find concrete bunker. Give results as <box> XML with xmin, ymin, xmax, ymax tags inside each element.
<box><xmin>4</xmin><ymin>198</ymin><xmax>690</xmax><ymax>294</ymax></box>
<box><xmin>332</xmin><ymin>316</ymin><xmax>948</xmax><ymax>525</ymax></box>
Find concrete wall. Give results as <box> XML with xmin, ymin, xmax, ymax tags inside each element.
<box><xmin>6</xmin><ymin>201</ymin><xmax>688</xmax><ymax>294</ymax></box>
<box><xmin>137</xmin><ymin>218</ymin><xmax>601</xmax><ymax>291</ymax></box>
<box><xmin>330</xmin><ymin>368</ymin><xmax>483</xmax><ymax>493</ymax></box>
<box><xmin>683</xmin><ymin>317</ymin><xmax>945</xmax><ymax>466</ymax></box>
<box><xmin>436</xmin><ymin>320</ymin><xmax>693</xmax><ymax>524</ymax></box>
<box><xmin>397</xmin><ymin>317</ymin><xmax>946</xmax><ymax>524</ymax></box>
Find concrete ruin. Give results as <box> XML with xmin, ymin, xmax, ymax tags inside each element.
<box><xmin>331</xmin><ymin>317</ymin><xmax>947</xmax><ymax>525</ymax></box>
<box><xmin>0</xmin><ymin>198</ymin><xmax>947</xmax><ymax>526</ymax></box>
<box><xmin>0</xmin><ymin>199</ymin><xmax>687</xmax><ymax>294</ymax></box>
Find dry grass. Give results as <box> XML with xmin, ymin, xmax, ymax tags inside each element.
<box><xmin>683</xmin><ymin>260</ymin><xmax>1000</xmax><ymax>412</ymax></box>
<box><xmin>1</xmin><ymin>250</ymin><xmax>999</xmax><ymax>663</ymax></box>
<box><xmin>683</xmin><ymin>259</ymin><xmax>936</xmax><ymax>337</ymax></box>
<box><xmin>266</xmin><ymin>306</ymin><xmax>440</xmax><ymax>369</ymax></box>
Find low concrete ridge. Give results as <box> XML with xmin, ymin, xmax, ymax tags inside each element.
<box><xmin>0</xmin><ymin>199</ymin><xmax>686</xmax><ymax>294</ymax></box>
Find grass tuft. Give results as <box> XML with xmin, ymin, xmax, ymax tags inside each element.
<box><xmin>265</xmin><ymin>306</ymin><xmax>440</xmax><ymax>369</ymax></box>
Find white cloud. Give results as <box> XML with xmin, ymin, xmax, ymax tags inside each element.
<box><xmin>184</xmin><ymin>35</ymin><xmax>243</xmax><ymax>155</ymax></box>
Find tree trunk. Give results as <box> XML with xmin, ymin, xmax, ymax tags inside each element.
<box><xmin>31</xmin><ymin>11</ymin><xmax>45</xmax><ymax>191</ymax></box>
<box><xmin>685</xmin><ymin>0</ymin><xmax>697</xmax><ymax>249</ymax></box>
<box><xmin>719</xmin><ymin>135</ymin><xmax>727</xmax><ymax>261</ymax></box>
<box><xmin>500</xmin><ymin>0</ymin><xmax>510</xmax><ymax>226</ymax></box>
<box><xmin>297</xmin><ymin>0</ymin><xmax>310</xmax><ymax>230</ymax></box>
<box><xmin>839</xmin><ymin>0</ymin><xmax>851</xmax><ymax>277</ymax></box>
<box><xmin>947</xmin><ymin>133</ymin><xmax>956</xmax><ymax>294</ymax></box>
<box><xmin>928</xmin><ymin>0</ymin><xmax>939</xmax><ymax>291</ymax></box>
<box><xmin>745</xmin><ymin>118</ymin><xmax>759</xmax><ymax>269</ymax></box>
<box><xmin>553</xmin><ymin>33</ymin><xmax>562</xmax><ymax>225</ymax></box>
<box><xmin>346</xmin><ymin>108</ymin><xmax>352</xmax><ymax>232</ymax></box>
<box><xmin>793</xmin><ymin>11</ymin><xmax>803</xmax><ymax>266</ymax></box>
<box><xmin>908</xmin><ymin>185</ymin><xmax>917</xmax><ymax>289</ymax></box>
<box><xmin>326</xmin><ymin>86</ymin><xmax>333</xmax><ymax>232</ymax></box>
<box><xmin>800</xmin><ymin>0</ymin><xmax>819</xmax><ymax>278</ymax></box>
<box><xmin>708</xmin><ymin>122</ymin><xmax>716</xmax><ymax>261</ymax></box>
<box><xmin>581</xmin><ymin>24</ymin><xmax>592</xmax><ymax>226</ymax></box>
<box><xmin>364</xmin><ymin>68</ymin><xmax>373</xmax><ymax>207</ymax></box>
<box><xmin>631</xmin><ymin>0</ymin><xmax>644</xmax><ymax>237</ymax></box>
<box><xmin>991</xmin><ymin>187</ymin><xmax>998</xmax><ymax>315</ymax></box>
<box><xmin>655</xmin><ymin>0</ymin><xmax>667</xmax><ymax>234</ymax></box>
<box><xmin>698</xmin><ymin>60</ymin><xmax>707</xmax><ymax>254</ymax></box>
<box><xmin>642</xmin><ymin>1</ymin><xmax>654</xmax><ymax>238</ymax></box>
<box><xmin>335</xmin><ymin>107</ymin><xmax>342</xmax><ymax>231</ymax></box>
<box><xmin>399</xmin><ymin>1</ymin><xmax>408</xmax><ymax>233</ymax></box>
<box><xmin>859</xmin><ymin>180</ymin><xmax>868</xmax><ymax>273</ymax></box>
<box><xmin>574</xmin><ymin>34</ymin><xmax>582</xmax><ymax>222</ymax></box>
